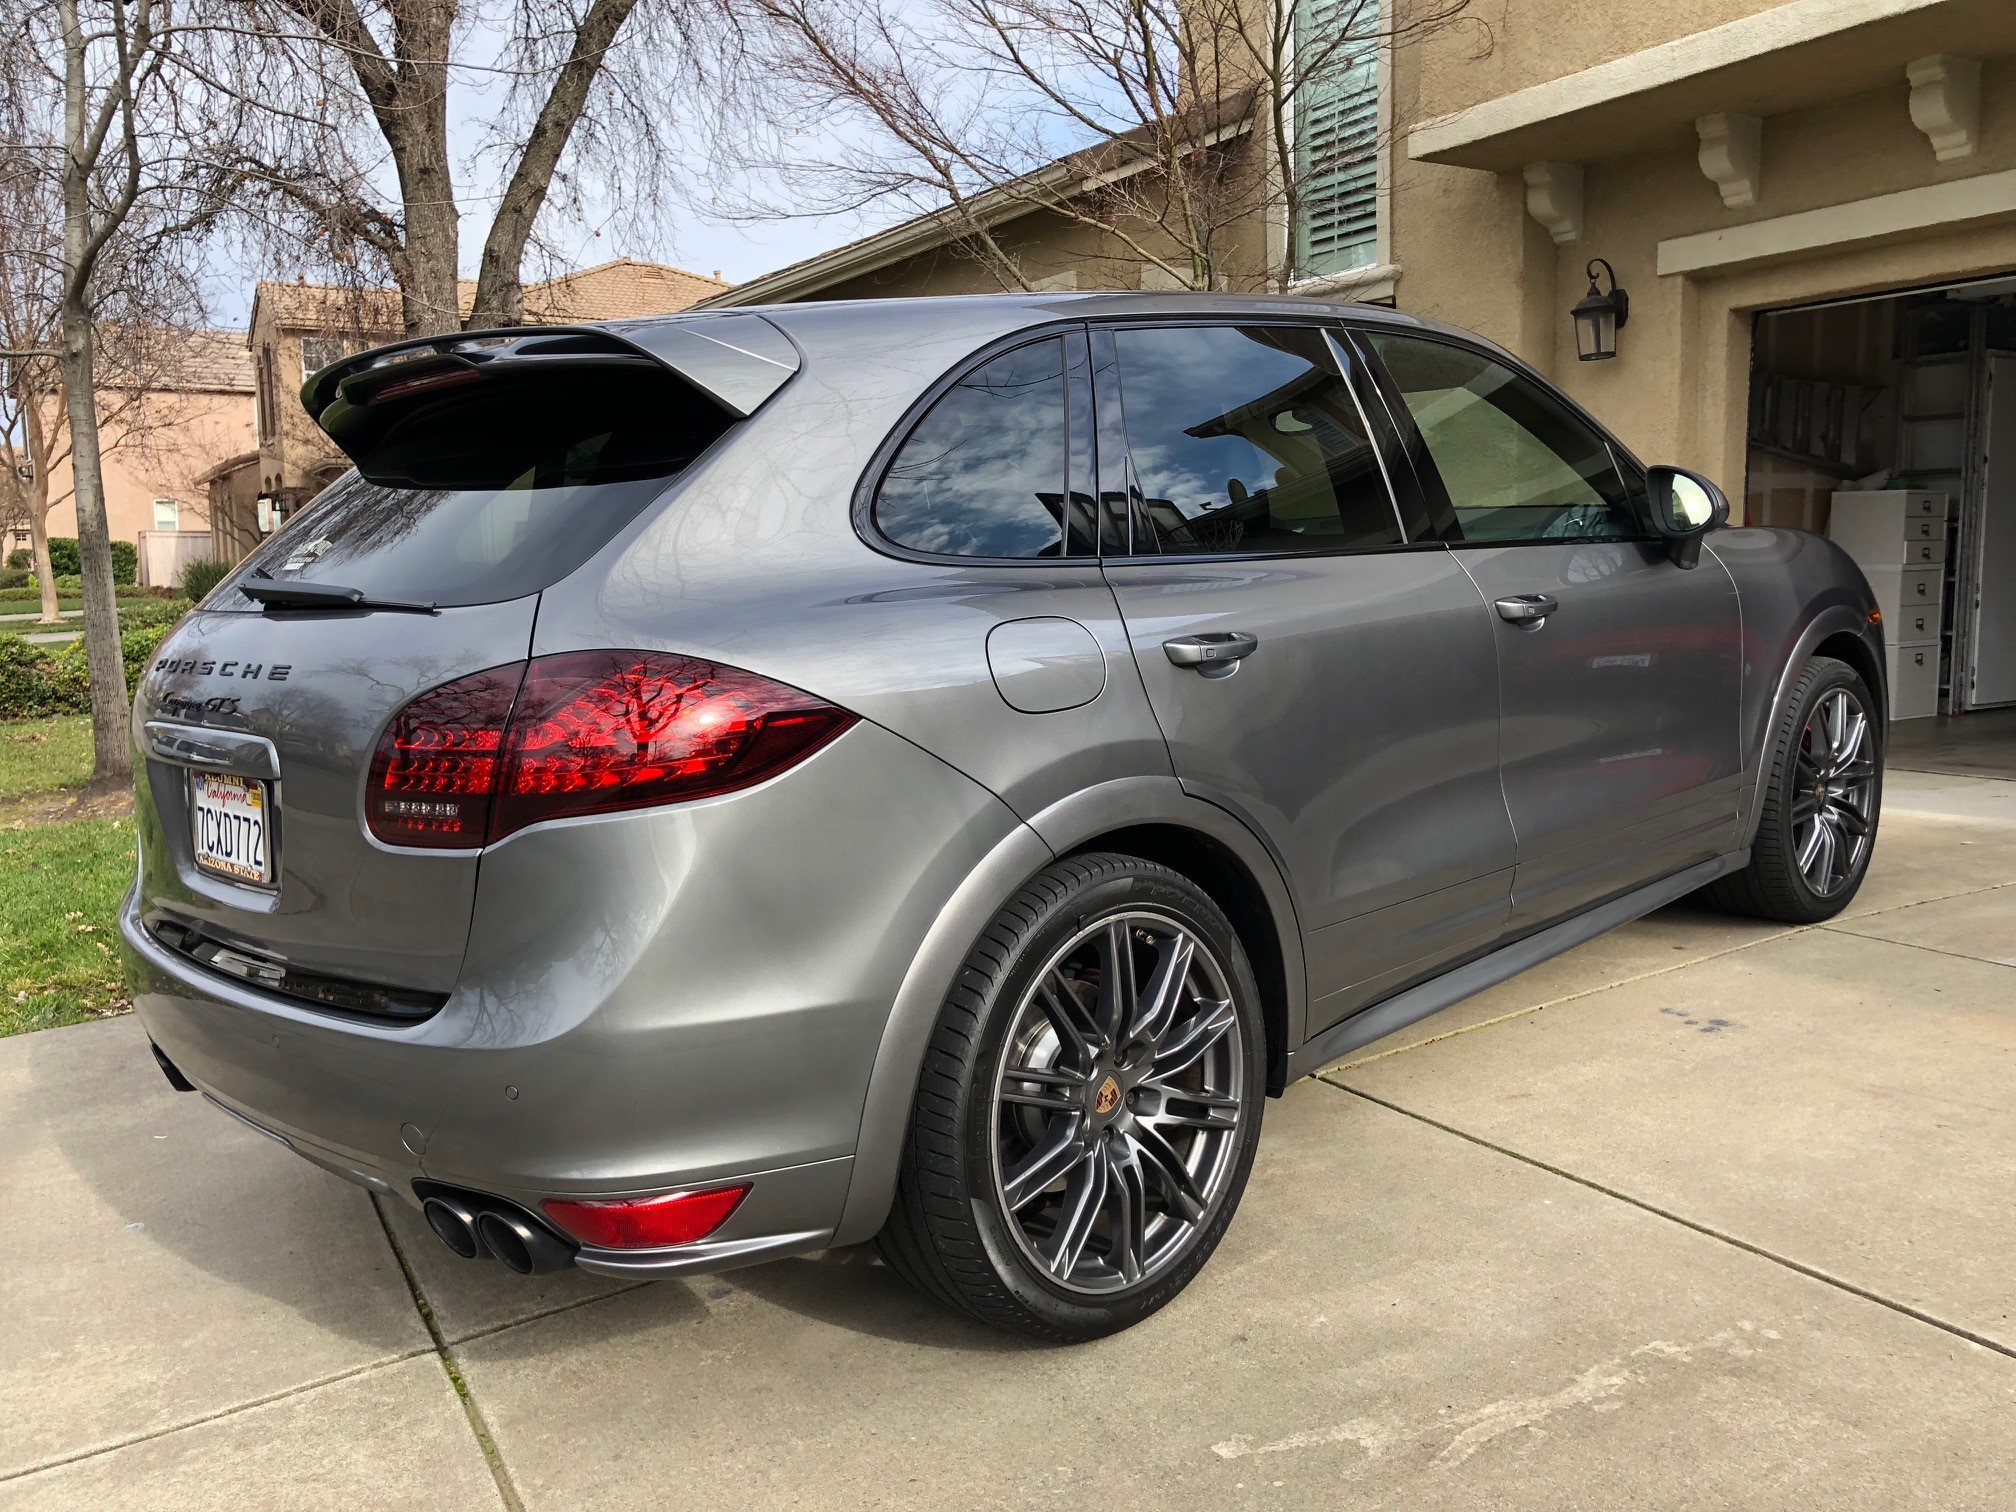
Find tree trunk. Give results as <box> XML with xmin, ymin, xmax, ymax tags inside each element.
<box><xmin>60</xmin><ymin>0</ymin><xmax>131</xmax><ymax>790</ymax></box>
<box><xmin>466</xmin><ymin>0</ymin><xmax>642</xmax><ymax>329</ymax></box>
<box><xmin>23</xmin><ymin>397</ymin><xmax>60</xmax><ymax>623</ymax></box>
<box><xmin>388</xmin><ymin>0</ymin><xmax>462</xmax><ymax>337</ymax></box>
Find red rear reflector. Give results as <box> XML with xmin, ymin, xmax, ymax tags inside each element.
<box><xmin>365</xmin><ymin>652</ymin><xmax>854</xmax><ymax>848</ymax></box>
<box><xmin>490</xmin><ymin>650</ymin><xmax>855</xmax><ymax>840</ymax></box>
<box><xmin>541</xmin><ymin>1184</ymin><xmax>750</xmax><ymax>1249</ymax></box>
<box><xmin>366</xmin><ymin>663</ymin><xmax>525</xmax><ymax>848</ymax></box>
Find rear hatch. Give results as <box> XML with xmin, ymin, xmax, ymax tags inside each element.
<box><xmin>132</xmin><ymin>318</ymin><xmax>798</xmax><ymax>1017</ymax></box>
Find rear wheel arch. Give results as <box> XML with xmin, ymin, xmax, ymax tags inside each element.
<box><xmin>833</xmin><ymin>782</ymin><xmax>1306</xmax><ymax>1247</ymax></box>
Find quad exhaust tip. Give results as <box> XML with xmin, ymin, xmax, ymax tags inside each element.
<box><xmin>420</xmin><ymin>1189</ymin><xmax>577</xmax><ymax>1274</ymax></box>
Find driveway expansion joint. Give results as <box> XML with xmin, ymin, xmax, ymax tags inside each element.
<box><xmin>371</xmin><ymin>1193</ymin><xmax>526</xmax><ymax>1512</ymax></box>
<box><xmin>1317</xmin><ymin>1077</ymin><xmax>2016</xmax><ymax>1364</ymax></box>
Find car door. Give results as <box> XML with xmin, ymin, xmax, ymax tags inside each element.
<box><xmin>1094</xmin><ymin>321</ymin><xmax>1515</xmax><ymax>1034</ymax></box>
<box><xmin>1356</xmin><ymin>329</ymin><xmax>1744</xmax><ymax>930</ymax></box>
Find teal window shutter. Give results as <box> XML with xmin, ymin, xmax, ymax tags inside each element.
<box><xmin>1293</xmin><ymin>0</ymin><xmax>1381</xmax><ymax>279</ymax></box>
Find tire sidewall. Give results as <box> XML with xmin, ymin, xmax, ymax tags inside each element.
<box><xmin>957</xmin><ymin>865</ymin><xmax>1266</xmax><ymax>1337</ymax></box>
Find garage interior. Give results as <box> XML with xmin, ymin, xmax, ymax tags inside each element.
<box><xmin>1745</xmin><ymin>272</ymin><xmax>2016</xmax><ymax>778</ymax></box>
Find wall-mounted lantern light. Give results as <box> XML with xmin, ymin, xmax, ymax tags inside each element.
<box><xmin>1571</xmin><ymin>258</ymin><xmax>1629</xmax><ymax>361</ymax></box>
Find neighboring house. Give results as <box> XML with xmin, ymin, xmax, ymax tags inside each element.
<box><xmin>244</xmin><ymin>259</ymin><xmax>733</xmax><ymax>518</ymax></box>
<box><xmin>710</xmin><ymin>0</ymin><xmax>2016</xmax><ymax>716</ymax></box>
<box><xmin>32</xmin><ymin>329</ymin><xmax>256</xmax><ymax>574</ymax></box>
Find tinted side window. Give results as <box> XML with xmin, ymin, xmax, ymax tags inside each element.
<box><xmin>1112</xmin><ymin>325</ymin><xmax>1401</xmax><ymax>555</ymax></box>
<box><xmin>874</xmin><ymin>338</ymin><xmax>1072</xmax><ymax>558</ymax></box>
<box><xmin>1365</xmin><ymin>333</ymin><xmax>1642</xmax><ymax>544</ymax></box>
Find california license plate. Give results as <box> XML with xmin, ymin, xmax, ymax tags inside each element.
<box><xmin>192</xmin><ymin>771</ymin><xmax>272</xmax><ymax>885</ymax></box>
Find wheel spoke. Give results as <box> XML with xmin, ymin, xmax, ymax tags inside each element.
<box><xmin>1830</xmin><ymin>797</ymin><xmax>1871</xmax><ymax>837</ymax></box>
<box><xmin>1038</xmin><ymin>1147</ymin><xmax>1108</xmax><ymax>1277</ymax></box>
<box><xmin>1127</xmin><ymin>932</ymin><xmax>1195</xmax><ymax>1052</ymax></box>
<box><xmin>1000</xmin><ymin>1078</ymin><xmax>1081</xmax><ymax>1112</ymax></box>
<box><xmin>1095</xmin><ymin>921</ymin><xmax>1137</xmax><ymax>1046</ymax></box>
<box><xmin>1033</xmin><ymin>969</ymin><xmax>1104</xmax><ymax>1064</ymax></box>
<box><xmin>1102</xmin><ymin>1144</ymin><xmax>1149</xmax><ymax>1285</ymax></box>
<box><xmin>1146</xmin><ymin>1099</ymin><xmax>1240</xmax><ymax>1134</ymax></box>
<box><xmin>1822</xmin><ymin>691</ymin><xmax>1849</xmax><ymax>765</ymax></box>
<box><xmin>1150</xmin><ymin>997</ymin><xmax>1236</xmax><ymax>1083</ymax></box>
<box><xmin>1125</xmin><ymin>1125</ymin><xmax>1208</xmax><ymax>1224</ymax></box>
<box><xmin>1002</xmin><ymin>1116</ymin><xmax>1088</xmax><ymax>1210</ymax></box>
<box><xmin>1791</xmin><ymin>792</ymin><xmax>1821</xmax><ymax>822</ymax></box>
<box><xmin>1809</xmin><ymin>817</ymin><xmax>1840</xmax><ymax>889</ymax></box>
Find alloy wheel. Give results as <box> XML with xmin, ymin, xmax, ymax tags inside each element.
<box><xmin>1793</xmin><ymin>686</ymin><xmax>1876</xmax><ymax>896</ymax></box>
<box><xmin>988</xmin><ymin>911</ymin><xmax>1247</xmax><ymax>1296</ymax></box>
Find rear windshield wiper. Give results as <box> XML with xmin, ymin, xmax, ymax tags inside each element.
<box><xmin>239</xmin><ymin>578</ymin><xmax>437</xmax><ymax>614</ymax></box>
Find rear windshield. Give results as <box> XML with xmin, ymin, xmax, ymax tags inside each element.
<box><xmin>214</xmin><ymin>367</ymin><xmax>733</xmax><ymax>610</ymax></box>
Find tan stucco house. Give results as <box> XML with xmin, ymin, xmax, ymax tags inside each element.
<box><xmin>31</xmin><ymin>330</ymin><xmax>256</xmax><ymax>583</ymax></box>
<box><xmin>709</xmin><ymin>0</ymin><xmax>2016</xmax><ymax>717</ymax></box>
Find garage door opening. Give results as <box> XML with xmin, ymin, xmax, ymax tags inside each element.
<box><xmin>1747</xmin><ymin>274</ymin><xmax>2016</xmax><ymax>763</ymax></box>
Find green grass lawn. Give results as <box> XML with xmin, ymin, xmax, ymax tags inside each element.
<box><xmin>1</xmin><ymin>814</ymin><xmax>136</xmax><ymax>1035</ymax></box>
<box><xmin>0</xmin><ymin>715</ymin><xmax>95</xmax><ymax>797</ymax></box>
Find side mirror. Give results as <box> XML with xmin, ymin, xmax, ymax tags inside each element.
<box><xmin>1646</xmin><ymin>465</ymin><xmax>1730</xmax><ymax>569</ymax></box>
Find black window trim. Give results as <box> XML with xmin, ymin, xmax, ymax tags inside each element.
<box><xmin>852</xmin><ymin>321</ymin><xmax>1101</xmax><ymax>568</ymax></box>
<box><xmin>1348</xmin><ymin>324</ymin><xmax>1664</xmax><ymax>550</ymax></box>
<box><xmin>1089</xmin><ymin>313</ymin><xmax>1440</xmax><ymax>567</ymax></box>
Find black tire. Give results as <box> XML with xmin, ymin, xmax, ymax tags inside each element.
<box><xmin>1704</xmin><ymin>655</ymin><xmax>1882</xmax><ymax>923</ymax></box>
<box><xmin>876</xmin><ymin>853</ymin><xmax>1267</xmax><ymax>1341</ymax></box>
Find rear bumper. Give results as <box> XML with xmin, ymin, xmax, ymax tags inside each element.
<box><xmin>122</xmin><ymin>719</ymin><xmax>1024</xmax><ymax>1272</ymax></box>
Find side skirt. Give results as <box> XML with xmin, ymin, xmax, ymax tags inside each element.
<box><xmin>1283</xmin><ymin>850</ymin><xmax>1748</xmax><ymax>1080</ymax></box>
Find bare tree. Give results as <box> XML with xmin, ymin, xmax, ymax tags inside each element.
<box><xmin>0</xmin><ymin>0</ymin><xmax>231</xmax><ymax>787</ymax></box>
<box><xmin>721</xmin><ymin>0</ymin><xmax>1472</xmax><ymax>293</ymax></box>
<box><xmin>217</xmin><ymin>0</ymin><xmax>707</xmax><ymax>336</ymax></box>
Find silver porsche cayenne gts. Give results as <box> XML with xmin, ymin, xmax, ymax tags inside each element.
<box><xmin>124</xmin><ymin>294</ymin><xmax>1886</xmax><ymax>1340</ymax></box>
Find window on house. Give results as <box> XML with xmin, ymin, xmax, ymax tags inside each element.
<box><xmin>152</xmin><ymin>498</ymin><xmax>180</xmax><ymax>531</ymax></box>
<box><xmin>1293</xmin><ymin>0</ymin><xmax>1381</xmax><ymax>280</ymax></box>
<box><xmin>301</xmin><ymin>336</ymin><xmax>351</xmax><ymax>382</ymax></box>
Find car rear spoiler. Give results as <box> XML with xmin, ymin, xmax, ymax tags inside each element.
<box><xmin>301</xmin><ymin>313</ymin><xmax>801</xmax><ymax>465</ymax></box>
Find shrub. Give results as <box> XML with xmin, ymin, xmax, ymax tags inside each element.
<box><xmin>0</xmin><ymin>618</ymin><xmax>178</xmax><ymax>719</ymax></box>
<box><xmin>5</xmin><ymin>549</ymin><xmax>28</xmax><ymax>570</ymax></box>
<box><xmin>178</xmin><ymin>556</ymin><xmax>233</xmax><ymax>603</ymax></box>
<box><xmin>38</xmin><ymin>538</ymin><xmax>137</xmax><ymax>585</ymax></box>
<box><xmin>0</xmin><ymin>568</ymin><xmax>27</xmax><ymax>590</ymax></box>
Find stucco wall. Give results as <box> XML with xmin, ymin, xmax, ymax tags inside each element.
<box><xmin>43</xmin><ymin>388</ymin><xmax>255</xmax><ymax>548</ymax></box>
<box><xmin>1409</xmin><ymin>0</ymin><xmax>1789</xmax><ymax>119</ymax></box>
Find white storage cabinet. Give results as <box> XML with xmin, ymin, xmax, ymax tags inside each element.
<box><xmin>1827</xmin><ymin>490</ymin><xmax>1950</xmax><ymax>720</ymax></box>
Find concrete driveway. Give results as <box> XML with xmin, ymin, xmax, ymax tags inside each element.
<box><xmin>4</xmin><ymin>769</ymin><xmax>2013</xmax><ymax>1511</ymax></box>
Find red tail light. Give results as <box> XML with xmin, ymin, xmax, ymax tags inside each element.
<box><xmin>366</xmin><ymin>664</ymin><xmax>524</xmax><ymax>848</ymax></box>
<box><xmin>366</xmin><ymin>652</ymin><xmax>854</xmax><ymax>848</ymax></box>
<box><xmin>540</xmin><ymin>1183</ymin><xmax>750</xmax><ymax>1249</ymax></box>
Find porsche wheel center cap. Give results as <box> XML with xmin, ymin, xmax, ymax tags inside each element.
<box><xmin>1093</xmin><ymin>1075</ymin><xmax>1122</xmax><ymax>1116</ymax></box>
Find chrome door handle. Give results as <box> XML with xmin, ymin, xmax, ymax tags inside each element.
<box><xmin>1494</xmin><ymin>594</ymin><xmax>1559</xmax><ymax>626</ymax></box>
<box><xmin>1163</xmin><ymin>631</ymin><xmax>1259</xmax><ymax>669</ymax></box>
